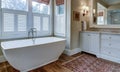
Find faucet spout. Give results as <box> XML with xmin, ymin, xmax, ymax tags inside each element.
<box><xmin>28</xmin><ymin>28</ymin><xmax>37</xmax><ymax>39</ymax></box>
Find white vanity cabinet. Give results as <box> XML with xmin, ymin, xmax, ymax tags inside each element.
<box><xmin>101</xmin><ymin>33</ymin><xmax>120</xmax><ymax>63</ymax></box>
<box><xmin>80</xmin><ymin>32</ymin><xmax>90</xmax><ymax>52</ymax></box>
<box><xmin>80</xmin><ymin>31</ymin><xmax>120</xmax><ymax>63</ymax></box>
<box><xmin>80</xmin><ymin>32</ymin><xmax>100</xmax><ymax>55</ymax></box>
<box><xmin>89</xmin><ymin>33</ymin><xmax>100</xmax><ymax>55</ymax></box>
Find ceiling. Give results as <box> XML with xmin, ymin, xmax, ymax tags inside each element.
<box><xmin>101</xmin><ymin>0</ymin><xmax>120</xmax><ymax>5</ymax></box>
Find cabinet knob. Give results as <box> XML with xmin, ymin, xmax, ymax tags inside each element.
<box><xmin>109</xmin><ymin>37</ymin><xmax>111</xmax><ymax>39</ymax></box>
<box><xmin>88</xmin><ymin>34</ymin><xmax>90</xmax><ymax>36</ymax></box>
<box><xmin>109</xmin><ymin>44</ymin><xmax>111</xmax><ymax>46</ymax></box>
<box><xmin>109</xmin><ymin>52</ymin><xmax>111</xmax><ymax>54</ymax></box>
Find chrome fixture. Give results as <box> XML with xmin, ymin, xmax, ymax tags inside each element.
<box><xmin>28</xmin><ymin>28</ymin><xmax>37</xmax><ymax>39</ymax></box>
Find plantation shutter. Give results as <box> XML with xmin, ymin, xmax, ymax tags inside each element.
<box><xmin>34</xmin><ymin>16</ymin><xmax>41</xmax><ymax>31</ymax></box>
<box><xmin>18</xmin><ymin>15</ymin><xmax>27</xmax><ymax>31</ymax></box>
<box><xmin>3</xmin><ymin>13</ymin><xmax>14</xmax><ymax>32</ymax></box>
<box><xmin>42</xmin><ymin>16</ymin><xmax>49</xmax><ymax>31</ymax></box>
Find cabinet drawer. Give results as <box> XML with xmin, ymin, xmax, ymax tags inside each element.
<box><xmin>101</xmin><ymin>40</ymin><xmax>110</xmax><ymax>48</ymax></box>
<box><xmin>101</xmin><ymin>34</ymin><xmax>112</xmax><ymax>40</ymax></box>
<box><xmin>101</xmin><ymin>40</ymin><xmax>120</xmax><ymax>50</ymax></box>
<box><xmin>101</xmin><ymin>34</ymin><xmax>120</xmax><ymax>41</ymax></box>
<box><xmin>80</xmin><ymin>32</ymin><xmax>91</xmax><ymax>37</ymax></box>
<box><xmin>101</xmin><ymin>47</ymin><xmax>120</xmax><ymax>58</ymax></box>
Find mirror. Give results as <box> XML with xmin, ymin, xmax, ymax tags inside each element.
<box><xmin>91</xmin><ymin>0</ymin><xmax>120</xmax><ymax>27</ymax></box>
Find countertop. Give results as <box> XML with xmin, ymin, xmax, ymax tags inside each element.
<box><xmin>80</xmin><ymin>30</ymin><xmax>120</xmax><ymax>35</ymax></box>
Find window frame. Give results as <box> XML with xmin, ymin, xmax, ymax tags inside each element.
<box><xmin>33</xmin><ymin>13</ymin><xmax>51</xmax><ymax>36</ymax></box>
<box><xmin>1</xmin><ymin>9</ymin><xmax>28</xmax><ymax>39</ymax></box>
<box><xmin>32</xmin><ymin>0</ymin><xmax>52</xmax><ymax>37</ymax></box>
<box><xmin>54</xmin><ymin>0</ymin><xmax>66</xmax><ymax>37</ymax></box>
<box><xmin>0</xmin><ymin>0</ymin><xmax>53</xmax><ymax>39</ymax></box>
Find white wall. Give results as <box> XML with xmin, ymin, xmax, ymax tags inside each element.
<box><xmin>71</xmin><ymin>0</ymin><xmax>90</xmax><ymax>49</ymax></box>
<box><xmin>71</xmin><ymin>0</ymin><xmax>81</xmax><ymax>50</ymax></box>
<box><xmin>65</xmin><ymin>0</ymin><xmax>72</xmax><ymax>49</ymax></box>
<box><xmin>64</xmin><ymin>0</ymin><xmax>90</xmax><ymax>55</ymax></box>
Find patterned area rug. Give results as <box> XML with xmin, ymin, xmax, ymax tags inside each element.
<box><xmin>62</xmin><ymin>54</ymin><xmax>120</xmax><ymax>72</ymax></box>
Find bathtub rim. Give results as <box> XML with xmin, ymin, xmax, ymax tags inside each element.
<box><xmin>1</xmin><ymin>37</ymin><xmax>66</xmax><ymax>50</ymax></box>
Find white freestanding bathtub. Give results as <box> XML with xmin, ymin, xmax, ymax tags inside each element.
<box><xmin>1</xmin><ymin>37</ymin><xmax>66</xmax><ymax>72</ymax></box>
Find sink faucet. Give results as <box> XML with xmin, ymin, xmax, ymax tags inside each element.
<box><xmin>28</xmin><ymin>28</ymin><xmax>37</xmax><ymax>39</ymax></box>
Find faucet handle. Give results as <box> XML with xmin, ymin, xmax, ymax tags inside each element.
<box><xmin>31</xmin><ymin>28</ymin><xmax>37</xmax><ymax>32</ymax></box>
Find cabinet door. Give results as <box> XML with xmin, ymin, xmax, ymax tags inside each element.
<box><xmin>89</xmin><ymin>33</ymin><xmax>99</xmax><ymax>54</ymax></box>
<box><xmin>80</xmin><ymin>32</ymin><xmax>90</xmax><ymax>52</ymax></box>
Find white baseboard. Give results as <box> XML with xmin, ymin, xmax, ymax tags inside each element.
<box><xmin>0</xmin><ymin>55</ymin><xmax>6</xmax><ymax>63</ymax></box>
<box><xmin>64</xmin><ymin>48</ymin><xmax>81</xmax><ymax>56</ymax></box>
<box><xmin>100</xmin><ymin>54</ymin><xmax>120</xmax><ymax>63</ymax></box>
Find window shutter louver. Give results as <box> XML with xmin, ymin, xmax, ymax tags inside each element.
<box><xmin>43</xmin><ymin>17</ymin><xmax>49</xmax><ymax>31</ymax></box>
<box><xmin>3</xmin><ymin>13</ymin><xmax>14</xmax><ymax>32</ymax></box>
<box><xmin>56</xmin><ymin>16</ymin><xmax>65</xmax><ymax>35</ymax></box>
<box><xmin>34</xmin><ymin>16</ymin><xmax>41</xmax><ymax>31</ymax></box>
<box><xmin>18</xmin><ymin>15</ymin><xmax>27</xmax><ymax>31</ymax></box>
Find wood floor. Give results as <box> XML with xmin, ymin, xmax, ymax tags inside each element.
<box><xmin>0</xmin><ymin>53</ymin><xmax>81</xmax><ymax>72</ymax></box>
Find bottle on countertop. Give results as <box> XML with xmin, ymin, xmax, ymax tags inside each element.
<box><xmin>81</xmin><ymin>21</ymin><xmax>87</xmax><ymax>31</ymax></box>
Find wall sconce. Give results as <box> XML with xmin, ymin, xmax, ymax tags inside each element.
<box><xmin>93</xmin><ymin>9</ymin><xmax>96</xmax><ymax>14</ymax></box>
<box><xmin>93</xmin><ymin>9</ymin><xmax>96</xmax><ymax>16</ymax></box>
<box><xmin>81</xmin><ymin>5</ymin><xmax>89</xmax><ymax>16</ymax></box>
<box><xmin>93</xmin><ymin>9</ymin><xmax>96</xmax><ymax>23</ymax></box>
